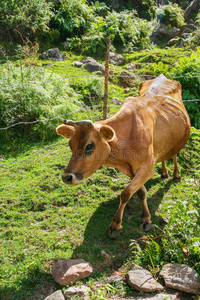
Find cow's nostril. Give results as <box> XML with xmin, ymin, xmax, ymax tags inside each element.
<box><xmin>62</xmin><ymin>174</ymin><xmax>73</xmax><ymax>184</ymax></box>
<box><xmin>66</xmin><ymin>175</ymin><xmax>73</xmax><ymax>183</ymax></box>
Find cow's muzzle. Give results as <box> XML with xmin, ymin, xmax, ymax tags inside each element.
<box><xmin>62</xmin><ymin>172</ymin><xmax>83</xmax><ymax>185</ymax></box>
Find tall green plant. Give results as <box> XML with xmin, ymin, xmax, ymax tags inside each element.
<box><xmin>0</xmin><ymin>62</ymin><xmax>87</xmax><ymax>140</ymax></box>
<box><xmin>51</xmin><ymin>0</ymin><xmax>93</xmax><ymax>40</ymax></box>
<box><xmin>70</xmin><ymin>10</ymin><xmax>152</xmax><ymax>55</ymax></box>
<box><xmin>156</xmin><ymin>2</ymin><xmax>185</xmax><ymax>27</ymax></box>
<box><xmin>173</xmin><ymin>48</ymin><xmax>200</xmax><ymax>128</ymax></box>
<box><xmin>0</xmin><ymin>0</ymin><xmax>51</xmax><ymax>42</ymax></box>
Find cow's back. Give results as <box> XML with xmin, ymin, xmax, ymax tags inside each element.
<box><xmin>139</xmin><ymin>75</ymin><xmax>191</xmax><ymax>163</ymax></box>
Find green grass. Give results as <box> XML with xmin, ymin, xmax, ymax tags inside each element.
<box><xmin>0</xmin><ymin>47</ymin><xmax>200</xmax><ymax>299</ymax></box>
<box><xmin>0</xmin><ymin>127</ymin><xmax>199</xmax><ymax>299</ymax></box>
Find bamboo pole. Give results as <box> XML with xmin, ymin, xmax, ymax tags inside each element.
<box><xmin>103</xmin><ymin>34</ymin><xmax>111</xmax><ymax>120</ymax></box>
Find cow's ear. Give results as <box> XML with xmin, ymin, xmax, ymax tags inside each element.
<box><xmin>56</xmin><ymin>124</ymin><xmax>76</xmax><ymax>139</ymax></box>
<box><xmin>100</xmin><ymin>125</ymin><xmax>115</xmax><ymax>142</ymax></box>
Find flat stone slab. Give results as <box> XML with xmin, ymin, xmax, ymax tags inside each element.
<box><xmin>51</xmin><ymin>258</ymin><xmax>93</xmax><ymax>286</ymax></box>
<box><xmin>126</xmin><ymin>269</ymin><xmax>164</xmax><ymax>292</ymax></box>
<box><xmin>44</xmin><ymin>290</ymin><xmax>65</xmax><ymax>300</ymax></box>
<box><xmin>160</xmin><ymin>263</ymin><xmax>200</xmax><ymax>295</ymax></box>
<box><xmin>64</xmin><ymin>285</ymin><xmax>90</xmax><ymax>299</ymax></box>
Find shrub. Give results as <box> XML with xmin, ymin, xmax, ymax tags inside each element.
<box><xmin>0</xmin><ymin>0</ymin><xmax>51</xmax><ymax>42</ymax></box>
<box><xmin>51</xmin><ymin>0</ymin><xmax>94</xmax><ymax>41</ymax></box>
<box><xmin>70</xmin><ymin>10</ymin><xmax>153</xmax><ymax>55</ymax></box>
<box><xmin>156</xmin><ymin>2</ymin><xmax>185</xmax><ymax>28</ymax></box>
<box><xmin>185</xmin><ymin>13</ymin><xmax>200</xmax><ymax>49</ymax></box>
<box><xmin>173</xmin><ymin>48</ymin><xmax>200</xmax><ymax>128</ymax></box>
<box><xmin>0</xmin><ymin>62</ymin><xmax>87</xmax><ymax>140</ymax></box>
<box><xmin>69</xmin><ymin>77</ymin><xmax>104</xmax><ymax>106</ymax></box>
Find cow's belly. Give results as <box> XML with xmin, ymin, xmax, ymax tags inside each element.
<box><xmin>153</xmin><ymin>108</ymin><xmax>190</xmax><ymax>163</ymax></box>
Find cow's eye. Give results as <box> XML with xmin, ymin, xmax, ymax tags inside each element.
<box><xmin>85</xmin><ymin>143</ymin><xmax>95</xmax><ymax>155</ymax></box>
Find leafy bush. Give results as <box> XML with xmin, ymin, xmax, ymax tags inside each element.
<box><xmin>0</xmin><ymin>62</ymin><xmax>87</xmax><ymax>140</ymax></box>
<box><xmin>156</xmin><ymin>2</ymin><xmax>185</xmax><ymax>28</ymax></box>
<box><xmin>0</xmin><ymin>0</ymin><xmax>51</xmax><ymax>42</ymax></box>
<box><xmin>173</xmin><ymin>48</ymin><xmax>200</xmax><ymax>128</ymax></box>
<box><xmin>185</xmin><ymin>13</ymin><xmax>200</xmax><ymax>49</ymax></box>
<box><xmin>70</xmin><ymin>10</ymin><xmax>152</xmax><ymax>55</ymax></box>
<box><xmin>161</xmin><ymin>195</ymin><xmax>200</xmax><ymax>273</ymax></box>
<box><xmin>131</xmin><ymin>191</ymin><xmax>200</xmax><ymax>274</ymax></box>
<box><xmin>51</xmin><ymin>0</ymin><xmax>94</xmax><ymax>41</ymax></box>
<box><xmin>69</xmin><ymin>77</ymin><xmax>104</xmax><ymax>106</ymax></box>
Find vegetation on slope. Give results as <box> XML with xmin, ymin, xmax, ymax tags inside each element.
<box><xmin>0</xmin><ymin>1</ymin><xmax>200</xmax><ymax>299</ymax></box>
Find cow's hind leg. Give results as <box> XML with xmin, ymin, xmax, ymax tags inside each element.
<box><xmin>107</xmin><ymin>166</ymin><xmax>154</xmax><ymax>238</ymax></box>
<box><xmin>138</xmin><ymin>185</ymin><xmax>152</xmax><ymax>232</ymax></box>
<box><xmin>161</xmin><ymin>161</ymin><xmax>169</xmax><ymax>179</ymax></box>
<box><xmin>173</xmin><ymin>154</ymin><xmax>181</xmax><ymax>182</ymax></box>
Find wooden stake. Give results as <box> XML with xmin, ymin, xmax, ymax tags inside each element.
<box><xmin>103</xmin><ymin>34</ymin><xmax>111</xmax><ymax>120</ymax></box>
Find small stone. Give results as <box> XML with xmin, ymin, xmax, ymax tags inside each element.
<box><xmin>126</xmin><ymin>269</ymin><xmax>164</xmax><ymax>292</ymax></box>
<box><xmin>51</xmin><ymin>258</ymin><xmax>93</xmax><ymax>286</ymax></box>
<box><xmin>80</xmin><ymin>57</ymin><xmax>105</xmax><ymax>74</ymax></box>
<box><xmin>107</xmin><ymin>275</ymin><xmax>123</xmax><ymax>284</ymax></box>
<box><xmin>41</xmin><ymin>48</ymin><xmax>66</xmax><ymax>61</ymax></box>
<box><xmin>160</xmin><ymin>263</ymin><xmax>200</xmax><ymax>295</ymax></box>
<box><xmin>64</xmin><ymin>285</ymin><xmax>90</xmax><ymax>299</ymax></box>
<box><xmin>111</xmin><ymin>97</ymin><xmax>122</xmax><ymax>106</ymax></box>
<box><xmin>167</xmin><ymin>38</ymin><xmax>179</xmax><ymax>46</ymax></box>
<box><xmin>109</xmin><ymin>52</ymin><xmax>126</xmax><ymax>65</ymax></box>
<box><xmin>126</xmin><ymin>63</ymin><xmax>136</xmax><ymax>72</ymax></box>
<box><xmin>72</xmin><ymin>61</ymin><xmax>83</xmax><ymax>67</ymax></box>
<box><xmin>120</xmin><ymin>70</ymin><xmax>136</xmax><ymax>87</ymax></box>
<box><xmin>44</xmin><ymin>290</ymin><xmax>65</xmax><ymax>300</ymax></box>
<box><xmin>101</xmin><ymin>250</ymin><xmax>112</xmax><ymax>260</ymax></box>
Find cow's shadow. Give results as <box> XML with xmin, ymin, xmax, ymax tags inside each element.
<box><xmin>71</xmin><ymin>176</ymin><xmax>174</xmax><ymax>270</ymax></box>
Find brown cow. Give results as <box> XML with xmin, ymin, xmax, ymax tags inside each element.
<box><xmin>56</xmin><ymin>75</ymin><xmax>191</xmax><ymax>238</ymax></box>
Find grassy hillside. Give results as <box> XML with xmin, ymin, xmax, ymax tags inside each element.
<box><xmin>0</xmin><ymin>45</ymin><xmax>199</xmax><ymax>299</ymax></box>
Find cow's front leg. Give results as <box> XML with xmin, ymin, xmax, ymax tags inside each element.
<box><xmin>107</xmin><ymin>166</ymin><xmax>154</xmax><ymax>238</ymax></box>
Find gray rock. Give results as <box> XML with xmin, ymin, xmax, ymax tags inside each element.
<box><xmin>166</xmin><ymin>27</ymin><xmax>180</xmax><ymax>39</ymax></box>
<box><xmin>126</xmin><ymin>62</ymin><xmax>136</xmax><ymax>72</ymax></box>
<box><xmin>111</xmin><ymin>97</ymin><xmax>122</xmax><ymax>106</ymax></box>
<box><xmin>44</xmin><ymin>290</ymin><xmax>65</xmax><ymax>300</ymax></box>
<box><xmin>41</xmin><ymin>48</ymin><xmax>66</xmax><ymax>61</ymax></box>
<box><xmin>184</xmin><ymin>0</ymin><xmax>200</xmax><ymax>21</ymax></box>
<box><xmin>64</xmin><ymin>285</ymin><xmax>90</xmax><ymax>299</ymax></box>
<box><xmin>154</xmin><ymin>24</ymin><xmax>180</xmax><ymax>39</ymax></box>
<box><xmin>81</xmin><ymin>57</ymin><xmax>105</xmax><ymax>74</ymax></box>
<box><xmin>126</xmin><ymin>269</ymin><xmax>164</xmax><ymax>292</ymax></box>
<box><xmin>160</xmin><ymin>263</ymin><xmax>200</xmax><ymax>295</ymax></box>
<box><xmin>167</xmin><ymin>38</ymin><xmax>179</xmax><ymax>46</ymax></box>
<box><xmin>120</xmin><ymin>70</ymin><xmax>136</xmax><ymax>87</ymax></box>
<box><xmin>51</xmin><ymin>258</ymin><xmax>93</xmax><ymax>286</ymax></box>
<box><xmin>180</xmin><ymin>24</ymin><xmax>197</xmax><ymax>35</ymax></box>
<box><xmin>181</xmin><ymin>33</ymin><xmax>190</xmax><ymax>39</ymax></box>
<box><xmin>64</xmin><ymin>41</ymin><xmax>71</xmax><ymax>50</ymax></box>
<box><xmin>107</xmin><ymin>275</ymin><xmax>123</xmax><ymax>284</ymax></box>
<box><xmin>109</xmin><ymin>52</ymin><xmax>125</xmax><ymax>65</ymax></box>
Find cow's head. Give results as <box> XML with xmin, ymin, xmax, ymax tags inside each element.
<box><xmin>56</xmin><ymin>120</ymin><xmax>115</xmax><ymax>185</ymax></box>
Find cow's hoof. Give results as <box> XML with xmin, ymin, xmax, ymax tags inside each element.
<box><xmin>161</xmin><ymin>174</ymin><xmax>169</xmax><ymax>180</ymax></box>
<box><xmin>107</xmin><ymin>225</ymin><xmax>122</xmax><ymax>239</ymax></box>
<box><xmin>173</xmin><ymin>175</ymin><xmax>181</xmax><ymax>183</ymax></box>
<box><xmin>139</xmin><ymin>220</ymin><xmax>152</xmax><ymax>232</ymax></box>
